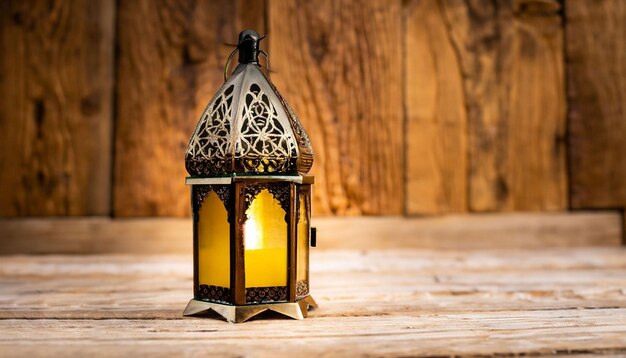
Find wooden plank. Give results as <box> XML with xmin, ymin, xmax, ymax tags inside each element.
<box><xmin>404</xmin><ymin>0</ymin><xmax>467</xmax><ymax>215</ymax></box>
<box><xmin>113</xmin><ymin>0</ymin><xmax>265</xmax><ymax>217</ymax></box>
<box><xmin>2</xmin><ymin>310</ymin><xmax>626</xmax><ymax>357</ymax></box>
<box><xmin>566</xmin><ymin>0</ymin><xmax>626</xmax><ymax>210</ymax></box>
<box><xmin>2</xmin><ymin>249</ymin><xmax>626</xmax><ymax>319</ymax></box>
<box><xmin>312</xmin><ymin>212</ymin><xmax>621</xmax><ymax>249</ymax></box>
<box><xmin>0</xmin><ymin>212</ymin><xmax>620</xmax><ymax>254</ymax></box>
<box><xmin>442</xmin><ymin>0</ymin><xmax>567</xmax><ymax>212</ymax></box>
<box><xmin>0</xmin><ymin>0</ymin><xmax>115</xmax><ymax>216</ymax></box>
<box><xmin>268</xmin><ymin>0</ymin><xmax>404</xmax><ymax>215</ymax></box>
<box><xmin>1</xmin><ymin>249</ymin><xmax>626</xmax><ymax>356</ymax></box>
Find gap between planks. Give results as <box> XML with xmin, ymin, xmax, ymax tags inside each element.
<box><xmin>2</xmin><ymin>248</ymin><xmax>626</xmax><ymax>320</ymax></box>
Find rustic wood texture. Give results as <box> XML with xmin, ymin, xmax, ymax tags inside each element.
<box><xmin>443</xmin><ymin>0</ymin><xmax>567</xmax><ymax>212</ymax></box>
<box><xmin>405</xmin><ymin>0</ymin><xmax>468</xmax><ymax>215</ymax></box>
<box><xmin>268</xmin><ymin>0</ymin><xmax>404</xmax><ymax>215</ymax></box>
<box><xmin>0</xmin><ymin>0</ymin><xmax>115</xmax><ymax>216</ymax></box>
<box><xmin>567</xmin><ymin>0</ymin><xmax>626</xmax><ymax>211</ymax></box>
<box><xmin>1</xmin><ymin>0</ymin><xmax>625</xmax><ymax>220</ymax></box>
<box><xmin>0</xmin><ymin>212</ymin><xmax>620</xmax><ymax>254</ymax></box>
<box><xmin>113</xmin><ymin>0</ymin><xmax>265</xmax><ymax>216</ymax></box>
<box><xmin>1</xmin><ymin>248</ymin><xmax>626</xmax><ymax>356</ymax></box>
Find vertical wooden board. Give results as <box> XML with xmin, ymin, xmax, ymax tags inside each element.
<box><xmin>443</xmin><ymin>0</ymin><xmax>567</xmax><ymax>212</ymax></box>
<box><xmin>404</xmin><ymin>0</ymin><xmax>468</xmax><ymax>215</ymax></box>
<box><xmin>113</xmin><ymin>0</ymin><xmax>265</xmax><ymax>217</ymax></box>
<box><xmin>0</xmin><ymin>1</ymin><xmax>115</xmax><ymax>216</ymax></box>
<box><xmin>566</xmin><ymin>0</ymin><xmax>626</xmax><ymax>210</ymax></box>
<box><xmin>268</xmin><ymin>0</ymin><xmax>404</xmax><ymax>215</ymax></box>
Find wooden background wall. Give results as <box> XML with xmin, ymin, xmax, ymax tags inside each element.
<box><xmin>0</xmin><ymin>0</ymin><xmax>624</xmax><ymax>220</ymax></box>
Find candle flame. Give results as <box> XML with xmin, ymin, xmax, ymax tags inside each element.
<box><xmin>244</xmin><ymin>214</ymin><xmax>262</xmax><ymax>250</ymax></box>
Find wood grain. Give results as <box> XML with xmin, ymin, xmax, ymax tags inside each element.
<box><xmin>567</xmin><ymin>0</ymin><xmax>626</xmax><ymax>211</ymax></box>
<box><xmin>1</xmin><ymin>248</ymin><xmax>626</xmax><ymax>356</ymax></box>
<box><xmin>0</xmin><ymin>0</ymin><xmax>115</xmax><ymax>216</ymax></box>
<box><xmin>1</xmin><ymin>0</ymin><xmax>621</xmax><ymax>221</ymax></box>
<box><xmin>113</xmin><ymin>0</ymin><xmax>265</xmax><ymax>217</ymax></box>
<box><xmin>0</xmin><ymin>212</ymin><xmax>620</xmax><ymax>254</ymax></box>
<box><xmin>2</xmin><ymin>249</ymin><xmax>626</xmax><ymax>319</ymax></box>
<box><xmin>2</xmin><ymin>312</ymin><xmax>626</xmax><ymax>357</ymax></box>
<box><xmin>405</xmin><ymin>0</ymin><xmax>468</xmax><ymax>215</ymax></box>
<box><xmin>442</xmin><ymin>0</ymin><xmax>567</xmax><ymax>212</ymax></box>
<box><xmin>268</xmin><ymin>0</ymin><xmax>404</xmax><ymax>215</ymax></box>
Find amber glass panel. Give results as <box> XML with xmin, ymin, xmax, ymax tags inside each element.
<box><xmin>296</xmin><ymin>193</ymin><xmax>309</xmax><ymax>282</ymax></box>
<box><xmin>244</xmin><ymin>189</ymin><xmax>288</xmax><ymax>287</ymax></box>
<box><xmin>197</xmin><ymin>190</ymin><xmax>230</xmax><ymax>288</ymax></box>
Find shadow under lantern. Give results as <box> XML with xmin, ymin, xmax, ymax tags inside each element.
<box><xmin>183</xmin><ymin>30</ymin><xmax>317</xmax><ymax>323</ymax></box>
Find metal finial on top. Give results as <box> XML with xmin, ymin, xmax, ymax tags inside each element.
<box><xmin>224</xmin><ymin>30</ymin><xmax>269</xmax><ymax>81</ymax></box>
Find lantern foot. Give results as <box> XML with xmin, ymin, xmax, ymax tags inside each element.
<box><xmin>183</xmin><ymin>296</ymin><xmax>317</xmax><ymax>323</ymax></box>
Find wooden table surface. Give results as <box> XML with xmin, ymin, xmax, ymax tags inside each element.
<box><xmin>2</xmin><ymin>248</ymin><xmax>626</xmax><ymax>357</ymax></box>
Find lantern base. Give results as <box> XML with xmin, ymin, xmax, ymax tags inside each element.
<box><xmin>183</xmin><ymin>295</ymin><xmax>317</xmax><ymax>323</ymax></box>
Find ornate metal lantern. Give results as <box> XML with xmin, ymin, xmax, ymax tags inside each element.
<box><xmin>183</xmin><ymin>30</ymin><xmax>317</xmax><ymax>322</ymax></box>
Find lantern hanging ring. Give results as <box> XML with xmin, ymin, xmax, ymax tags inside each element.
<box><xmin>223</xmin><ymin>47</ymin><xmax>238</xmax><ymax>82</ymax></box>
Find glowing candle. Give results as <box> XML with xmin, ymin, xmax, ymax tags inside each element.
<box><xmin>244</xmin><ymin>190</ymin><xmax>287</xmax><ymax>288</ymax></box>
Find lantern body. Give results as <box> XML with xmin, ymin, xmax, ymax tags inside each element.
<box><xmin>187</xmin><ymin>177</ymin><xmax>314</xmax><ymax>306</ymax></box>
<box><xmin>183</xmin><ymin>30</ymin><xmax>316</xmax><ymax>322</ymax></box>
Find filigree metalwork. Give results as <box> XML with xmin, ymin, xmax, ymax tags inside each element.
<box><xmin>186</xmin><ymin>84</ymin><xmax>234</xmax><ymax>176</ymax></box>
<box><xmin>270</xmin><ymin>81</ymin><xmax>314</xmax><ymax>174</ymax></box>
<box><xmin>214</xmin><ymin>186</ymin><xmax>231</xmax><ymax>207</ymax></box>
<box><xmin>243</xmin><ymin>183</ymin><xmax>291</xmax><ymax>222</ymax></box>
<box><xmin>267</xmin><ymin>184</ymin><xmax>291</xmax><ymax>214</ymax></box>
<box><xmin>194</xmin><ymin>185</ymin><xmax>232</xmax><ymax>222</ymax></box>
<box><xmin>246</xmin><ymin>286</ymin><xmax>288</xmax><ymax>303</ymax></box>
<box><xmin>243</xmin><ymin>184</ymin><xmax>264</xmax><ymax>212</ymax></box>
<box><xmin>296</xmin><ymin>280</ymin><xmax>309</xmax><ymax>299</ymax></box>
<box><xmin>194</xmin><ymin>185</ymin><xmax>210</xmax><ymax>207</ymax></box>
<box><xmin>235</xmin><ymin>83</ymin><xmax>297</xmax><ymax>173</ymax></box>
<box><xmin>185</xmin><ymin>63</ymin><xmax>313</xmax><ymax>176</ymax></box>
<box><xmin>197</xmin><ymin>284</ymin><xmax>231</xmax><ymax>304</ymax></box>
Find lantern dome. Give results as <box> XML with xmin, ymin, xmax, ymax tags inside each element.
<box><xmin>185</xmin><ymin>30</ymin><xmax>313</xmax><ymax>176</ymax></box>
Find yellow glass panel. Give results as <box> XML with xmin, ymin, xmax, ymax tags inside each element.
<box><xmin>244</xmin><ymin>189</ymin><xmax>287</xmax><ymax>287</ymax></box>
<box><xmin>297</xmin><ymin>194</ymin><xmax>309</xmax><ymax>282</ymax></box>
<box><xmin>198</xmin><ymin>190</ymin><xmax>230</xmax><ymax>288</ymax></box>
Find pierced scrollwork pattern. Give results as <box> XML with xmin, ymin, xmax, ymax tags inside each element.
<box><xmin>267</xmin><ymin>184</ymin><xmax>291</xmax><ymax>214</ymax></box>
<box><xmin>244</xmin><ymin>185</ymin><xmax>263</xmax><ymax>207</ymax></box>
<box><xmin>246</xmin><ymin>286</ymin><xmax>288</xmax><ymax>303</ymax></box>
<box><xmin>185</xmin><ymin>63</ymin><xmax>313</xmax><ymax>176</ymax></box>
<box><xmin>296</xmin><ymin>280</ymin><xmax>309</xmax><ymax>299</ymax></box>
<box><xmin>243</xmin><ymin>183</ymin><xmax>291</xmax><ymax>222</ymax></box>
<box><xmin>269</xmin><ymin>80</ymin><xmax>314</xmax><ymax>174</ymax></box>
<box><xmin>194</xmin><ymin>185</ymin><xmax>211</xmax><ymax>208</ymax></box>
<box><xmin>186</xmin><ymin>84</ymin><xmax>234</xmax><ymax>176</ymax></box>
<box><xmin>197</xmin><ymin>284</ymin><xmax>231</xmax><ymax>304</ymax></box>
<box><xmin>194</xmin><ymin>185</ymin><xmax>232</xmax><ymax>223</ymax></box>
<box><xmin>235</xmin><ymin>83</ymin><xmax>298</xmax><ymax>173</ymax></box>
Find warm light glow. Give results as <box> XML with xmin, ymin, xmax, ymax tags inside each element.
<box><xmin>244</xmin><ymin>212</ymin><xmax>262</xmax><ymax>250</ymax></box>
<box><xmin>297</xmin><ymin>194</ymin><xmax>309</xmax><ymax>282</ymax></box>
<box><xmin>198</xmin><ymin>190</ymin><xmax>230</xmax><ymax>288</ymax></box>
<box><xmin>244</xmin><ymin>189</ymin><xmax>288</xmax><ymax>288</ymax></box>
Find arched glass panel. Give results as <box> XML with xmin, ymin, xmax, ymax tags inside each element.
<box><xmin>244</xmin><ymin>189</ymin><xmax>288</xmax><ymax>289</ymax></box>
<box><xmin>198</xmin><ymin>190</ymin><xmax>230</xmax><ymax>288</ymax></box>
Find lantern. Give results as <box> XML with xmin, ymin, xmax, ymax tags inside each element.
<box><xmin>182</xmin><ymin>30</ymin><xmax>317</xmax><ymax>323</ymax></box>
